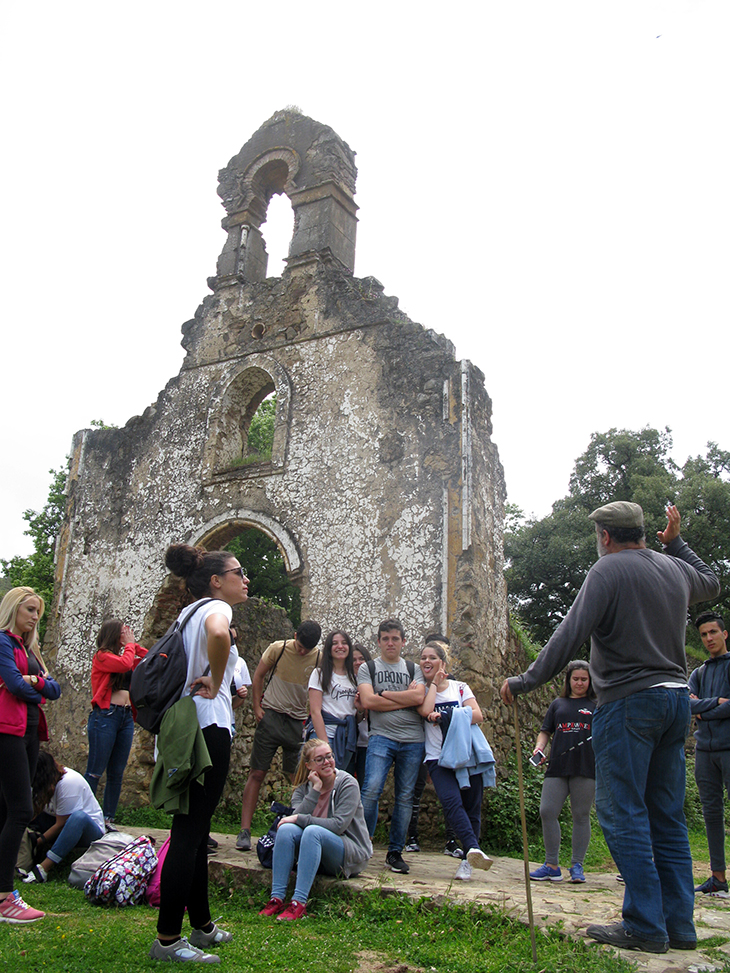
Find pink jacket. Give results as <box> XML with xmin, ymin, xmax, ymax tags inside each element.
<box><xmin>0</xmin><ymin>630</ymin><xmax>61</xmax><ymax>738</ymax></box>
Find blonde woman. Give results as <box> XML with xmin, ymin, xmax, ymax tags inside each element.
<box><xmin>0</xmin><ymin>587</ymin><xmax>61</xmax><ymax>923</ymax></box>
<box><xmin>259</xmin><ymin>738</ymin><xmax>372</xmax><ymax>921</ymax></box>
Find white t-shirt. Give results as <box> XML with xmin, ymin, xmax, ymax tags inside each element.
<box><xmin>181</xmin><ymin>598</ymin><xmax>237</xmax><ymax>735</ymax></box>
<box><xmin>48</xmin><ymin>768</ymin><xmax>104</xmax><ymax>831</ymax></box>
<box><xmin>424</xmin><ymin>680</ymin><xmax>475</xmax><ymax>761</ymax></box>
<box><xmin>232</xmin><ymin>656</ymin><xmax>251</xmax><ymax>690</ymax></box>
<box><xmin>308</xmin><ymin>669</ymin><xmax>358</xmax><ymax>737</ymax></box>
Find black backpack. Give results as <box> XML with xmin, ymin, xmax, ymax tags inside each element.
<box><xmin>130</xmin><ymin>599</ymin><xmax>213</xmax><ymax>734</ymax></box>
<box><xmin>366</xmin><ymin>658</ymin><xmax>415</xmax><ymax>685</ymax></box>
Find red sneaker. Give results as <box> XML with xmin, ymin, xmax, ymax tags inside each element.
<box><xmin>259</xmin><ymin>897</ymin><xmax>285</xmax><ymax>917</ymax></box>
<box><xmin>276</xmin><ymin>900</ymin><xmax>307</xmax><ymax>921</ymax></box>
<box><xmin>0</xmin><ymin>890</ymin><xmax>45</xmax><ymax>924</ymax></box>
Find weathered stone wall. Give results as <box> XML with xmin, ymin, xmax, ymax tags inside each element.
<box><xmin>43</xmin><ymin>111</ymin><xmax>510</xmax><ymax>830</ymax></box>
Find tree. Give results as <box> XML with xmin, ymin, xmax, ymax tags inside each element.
<box><xmin>246</xmin><ymin>395</ymin><xmax>276</xmax><ymax>459</ymax></box>
<box><xmin>676</xmin><ymin>444</ymin><xmax>730</xmax><ymax>622</ymax></box>
<box><xmin>227</xmin><ymin>527</ymin><xmax>301</xmax><ymax>627</ymax></box>
<box><xmin>506</xmin><ymin>428</ymin><xmax>729</xmax><ymax>646</ymax></box>
<box><xmin>567</xmin><ymin>426</ymin><xmax>678</xmax><ymax>517</ymax></box>
<box><xmin>1</xmin><ymin>466</ymin><xmax>68</xmax><ymax>640</ymax></box>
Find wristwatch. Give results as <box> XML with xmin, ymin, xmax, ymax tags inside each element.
<box><xmin>30</xmin><ymin>675</ymin><xmax>39</xmax><ymax>687</ymax></box>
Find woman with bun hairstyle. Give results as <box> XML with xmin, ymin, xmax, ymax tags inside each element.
<box><xmin>0</xmin><ymin>587</ymin><xmax>60</xmax><ymax>924</ymax></box>
<box><xmin>149</xmin><ymin>545</ymin><xmax>249</xmax><ymax>964</ymax></box>
<box><xmin>529</xmin><ymin>660</ymin><xmax>595</xmax><ymax>884</ymax></box>
<box><xmin>84</xmin><ymin>619</ymin><xmax>147</xmax><ymax>825</ymax></box>
<box><xmin>258</xmin><ymin>737</ymin><xmax>372</xmax><ymax>921</ymax></box>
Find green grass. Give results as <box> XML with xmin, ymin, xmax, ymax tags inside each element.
<box><xmin>75</xmin><ymin>754</ymin><xmax>728</xmax><ymax>972</ymax></box>
<box><xmin>2</xmin><ymin>877</ymin><xmax>642</xmax><ymax>973</ymax></box>
<box><xmin>226</xmin><ymin>452</ymin><xmax>272</xmax><ymax>470</ymax></box>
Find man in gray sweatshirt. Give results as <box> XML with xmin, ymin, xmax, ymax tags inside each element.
<box><xmin>500</xmin><ymin>502</ymin><xmax>719</xmax><ymax>954</ymax></box>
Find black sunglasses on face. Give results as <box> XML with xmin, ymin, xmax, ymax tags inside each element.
<box><xmin>220</xmin><ymin>567</ymin><xmax>246</xmax><ymax>579</ymax></box>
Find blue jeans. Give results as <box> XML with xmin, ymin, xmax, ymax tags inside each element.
<box><xmin>427</xmin><ymin>760</ymin><xmax>483</xmax><ymax>851</ymax></box>
<box><xmin>592</xmin><ymin>688</ymin><xmax>695</xmax><ymax>946</ymax></box>
<box><xmin>271</xmin><ymin>823</ymin><xmax>344</xmax><ymax>903</ymax></box>
<box><xmin>361</xmin><ymin>735</ymin><xmax>425</xmax><ymax>851</ymax></box>
<box><xmin>47</xmin><ymin>809</ymin><xmax>104</xmax><ymax>865</ymax></box>
<box><xmin>84</xmin><ymin>705</ymin><xmax>135</xmax><ymax>820</ymax></box>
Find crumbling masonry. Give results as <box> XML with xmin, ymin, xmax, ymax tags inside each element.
<box><xmin>44</xmin><ymin>110</ymin><xmax>511</xmax><ymax>813</ymax></box>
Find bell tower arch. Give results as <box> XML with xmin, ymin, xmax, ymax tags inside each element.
<box><xmin>214</xmin><ymin>109</ymin><xmax>358</xmax><ymax>285</ymax></box>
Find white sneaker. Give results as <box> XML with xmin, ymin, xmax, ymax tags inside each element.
<box><xmin>22</xmin><ymin>865</ymin><xmax>47</xmax><ymax>884</ymax></box>
<box><xmin>455</xmin><ymin>859</ymin><xmax>472</xmax><ymax>881</ymax></box>
<box><xmin>466</xmin><ymin>848</ymin><xmax>492</xmax><ymax>871</ymax></box>
<box><xmin>149</xmin><ymin>937</ymin><xmax>221</xmax><ymax>963</ymax></box>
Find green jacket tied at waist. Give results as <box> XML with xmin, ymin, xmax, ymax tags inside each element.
<box><xmin>150</xmin><ymin>696</ymin><xmax>211</xmax><ymax>814</ymax></box>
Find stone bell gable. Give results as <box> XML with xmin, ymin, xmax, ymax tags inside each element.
<box><xmin>214</xmin><ymin>109</ymin><xmax>358</xmax><ymax>283</ymax></box>
<box><xmin>44</xmin><ymin>110</ymin><xmax>508</xmax><ymax>785</ymax></box>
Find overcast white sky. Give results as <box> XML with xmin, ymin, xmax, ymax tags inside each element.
<box><xmin>1</xmin><ymin>1</ymin><xmax>728</xmax><ymax>558</ymax></box>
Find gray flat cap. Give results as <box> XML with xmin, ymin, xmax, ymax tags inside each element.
<box><xmin>588</xmin><ymin>501</ymin><xmax>644</xmax><ymax>529</ymax></box>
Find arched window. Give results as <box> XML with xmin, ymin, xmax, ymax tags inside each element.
<box><xmin>203</xmin><ymin>357</ymin><xmax>291</xmax><ymax>480</ymax></box>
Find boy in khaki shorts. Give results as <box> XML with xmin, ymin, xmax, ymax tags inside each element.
<box><xmin>235</xmin><ymin>621</ymin><xmax>321</xmax><ymax>850</ymax></box>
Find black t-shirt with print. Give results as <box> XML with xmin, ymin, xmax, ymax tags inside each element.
<box><xmin>541</xmin><ymin>696</ymin><xmax>595</xmax><ymax>778</ymax></box>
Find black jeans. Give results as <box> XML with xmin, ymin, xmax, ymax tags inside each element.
<box><xmin>0</xmin><ymin>727</ymin><xmax>40</xmax><ymax>893</ymax></box>
<box><xmin>157</xmin><ymin>725</ymin><xmax>231</xmax><ymax>938</ymax></box>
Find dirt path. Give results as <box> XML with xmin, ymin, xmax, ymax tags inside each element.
<box><xmin>128</xmin><ymin>828</ymin><xmax>730</xmax><ymax>973</ymax></box>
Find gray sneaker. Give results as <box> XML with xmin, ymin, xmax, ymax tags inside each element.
<box><xmin>235</xmin><ymin>828</ymin><xmax>251</xmax><ymax>851</ymax></box>
<box><xmin>149</xmin><ymin>937</ymin><xmax>221</xmax><ymax>963</ymax></box>
<box><xmin>189</xmin><ymin>924</ymin><xmax>233</xmax><ymax>947</ymax></box>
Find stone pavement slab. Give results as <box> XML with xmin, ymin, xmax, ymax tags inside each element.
<box><xmin>127</xmin><ymin>828</ymin><xmax>730</xmax><ymax>973</ymax></box>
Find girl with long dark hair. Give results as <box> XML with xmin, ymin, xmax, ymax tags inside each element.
<box><xmin>308</xmin><ymin>630</ymin><xmax>358</xmax><ymax>772</ymax></box>
<box><xmin>84</xmin><ymin>618</ymin><xmax>147</xmax><ymax>824</ymax></box>
<box><xmin>529</xmin><ymin>660</ymin><xmax>596</xmax><ymax>884</ymax></box>
<box><xmin>24</xmin><ymin>751</ymin><xmax>104</xmax><ymax>883</ymax></box>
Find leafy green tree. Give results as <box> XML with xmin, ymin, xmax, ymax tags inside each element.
<box><xmin>676</xmin><ymin>443</ymin><xmax>730</xmax><ymax>621</ymax></box>
<box><xmin>246</xmin><ymin>395</ymin><xmax>276</xmax><ymax>458</ymax></box>
<box><xmin>227</xmin><ymin>527</ymin><xmax>301</xmax><ymax>627</ymax></box>
<box><xmin>505</xmin><ymin>499</ymin><xmax>595</xmax><ymax>645</ymax></box>
<box><xmin>568</xmin><ymin>426</ymin><xmax>678</xmax><ymax>516</ymax></box>
<box><xmin>1</xmin><ymin>466</ymin><xmax>68</xmax><ymax>640</ymax></box>
<box><xmin>506</xmin><ymin>428</ymin><xmax>728</xmax><ymax>646</ymax></box>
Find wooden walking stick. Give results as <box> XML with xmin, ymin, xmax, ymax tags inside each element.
<box><xmin>513</xmin><ymin>698</ymin><xmax>538</xmax><ymax>964</ymax></box>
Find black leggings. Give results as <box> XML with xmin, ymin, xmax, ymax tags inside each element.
<box><xmin>0</xmin><ymin>728</ymin><xmax>40</xmax><ymax>894</ymax></box>
<box><xmin>157</xmin><ymin>725</ymin><xmax>231</xmax><ymax>937</ymax></box>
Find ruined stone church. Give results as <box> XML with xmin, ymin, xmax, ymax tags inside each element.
<box><xmin>45</xmin><ymin>110</ymin><xmax>509</xmax><ymax>785</ymax></box>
